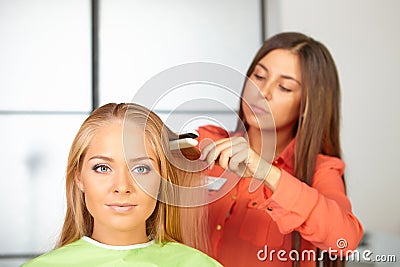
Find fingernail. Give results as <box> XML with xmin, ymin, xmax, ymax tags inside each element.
<box><xmin>199</xmin><ymin>153</ymin><xmax>205</xmax><ymax>160</ymax></box>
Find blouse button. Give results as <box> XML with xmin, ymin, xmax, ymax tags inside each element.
<box><xmin>231</xmin><ymin>194</ymin><xmax>237</xmax><ymax>200</ymax></box>
<box><xmin>251</xmin><ymin>201</ymin><xmax>257</xmax><ymax>207</ymax></box>
<box><xmin>216</xmin><ymin>224</ymin><xmax>222</xmax><ymax>231</ymax></box>
<box><xmin>267</xmin><ymin>207</ymin><xmax>273</xmax><ymax>211</ymax></box>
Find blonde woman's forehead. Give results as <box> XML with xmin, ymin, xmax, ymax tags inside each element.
<box><xmin>80</xmin><ymin>122</ymin><xmax>158</xmax><ymax>169</ymax></box>
<box><xmin>123</xmin><ymin>124</ymin><xmax>159</xmax><ymax>160</ymax></box>
<box><xmin>83</xmin><ymin>123</ymin><xmax>124</xmax><ymax>156</ymax></box>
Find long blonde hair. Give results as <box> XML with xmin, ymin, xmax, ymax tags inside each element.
<box><xmin>57</xmin><ymin>103</ymin><xmax>209</xmax><ymax>253</ymax></box>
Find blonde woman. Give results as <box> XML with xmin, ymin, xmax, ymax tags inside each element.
<box><xmin>22</xmin><ymin>103</ymin><xmax>222</xmax><ymax>267</ymax></box>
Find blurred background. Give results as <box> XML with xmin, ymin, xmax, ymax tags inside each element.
<box><xmin>1</xmin><ymin>0</ymin><xmax>399</xmax><ymax>266</ymax></box>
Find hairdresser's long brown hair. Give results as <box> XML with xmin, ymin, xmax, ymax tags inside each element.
<box><xmin>57</xmin><ymin>103</ymin><xmax>209</xmax><ymax>253</ymax></box>
<box><xmin>237</xmin><ymin>32</ymin><xmax>345</xmax><ymax>267</ymax></box>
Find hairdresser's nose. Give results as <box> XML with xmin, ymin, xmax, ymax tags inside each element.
<box><xmin>260</xmin><ymin>81</ymin><xmax>273</xmax><ymax>101</ymax></box>
<box><xmin>113</xmin><ymin>167</ymin><xmax>134</xmax><ymax>194</ymax></box>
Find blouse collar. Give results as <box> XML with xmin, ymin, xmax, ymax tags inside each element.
<box><xmin>276</xmin><ymin>137</ymin><xmax>296</xmax><ymax>170</ymax></box>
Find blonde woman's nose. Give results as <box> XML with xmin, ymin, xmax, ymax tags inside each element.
<box><xmin>113</xmin><ymin>169</ymin><xmax>134</xmax><ymax>194</ymax></box>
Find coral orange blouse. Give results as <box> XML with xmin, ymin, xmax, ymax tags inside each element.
<box><xmin>197</xmin><ymin>125</ymin><xmax>363</xmax><ymax>267</ymax></box>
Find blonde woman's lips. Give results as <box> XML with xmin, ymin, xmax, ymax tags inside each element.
<box><xmin>107</xmin><ymin>203</ymin><xmax>136</xmax><ymax>212</ymax></box>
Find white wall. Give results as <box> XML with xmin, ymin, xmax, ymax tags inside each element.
<box><xmin>265</xmin><ymin>0</ymin><xmax>400</xmax><ymax>237</ymax></box>
<box><xmin>0</xmin><ymin>0</ymin><xmax>91</xmax><ymax>112</ymax></box>
<box><xmin>99</xmin><ymin>0</ymin><xmax>263</xmax><ymax>132</ymax></box>
<box><xmin>0</xmin><ymin>0</ymin><xmax>91</xmax><ymax>257</ymax></box>
<box><xmin>99</xmin><ymin>0</ymin><xmax>262</xmax><ymax>119</ymax></box>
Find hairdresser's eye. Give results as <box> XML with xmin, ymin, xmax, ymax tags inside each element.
<box><xmin>279</xmin><ymin>85</ymin><xmax>292</xmax><ymax>92</ymax></box>
<box><xmin>93</xmin><ymin>164</ymin><xmax>111</xmax><ymax>173</ymax></box>
<box><xmin>131</xmin><ymin>165</ymin><xmax>150</xmax><ymax>174</ymax></box>
<box><xmin>253</xmin><ymin>73</ymin><xmax>265</xmax><ymax>81</ymax></box>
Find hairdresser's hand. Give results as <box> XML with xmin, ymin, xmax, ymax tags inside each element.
<box><xmin>199</xmin><ymin>137</ymin><xmax>281</xmax><ymax>191</ymax></box>
<box><xmin>199</xmin><ymin>137</ymin><xmax>271</xmax><ymax>181</ymax></box>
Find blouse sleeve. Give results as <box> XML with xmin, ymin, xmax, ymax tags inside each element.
<box><xmin>259</xmin><ymin>156</ymin><xmax>363</xmax><ymax>252</ymax></box>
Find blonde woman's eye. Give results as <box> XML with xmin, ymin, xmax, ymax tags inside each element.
<box><xmin>132</xmin><ymin>165</ymin><xmax>150</xmax><ymax>174</ymax></box>
<box><xmin>93</xmin><ymin>164</ymin><xmax>111</xmax><ymax>173</ymax></box>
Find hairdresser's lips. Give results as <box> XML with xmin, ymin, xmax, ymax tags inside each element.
<box><xmin>106</xmin><ymin>203</ymin><xmax>137</xmax><ymax>213</ymax></box>
<box><xmin>250</xmin><ymin>104</ymin><xmax>269</xmax><ymax>115</ymax></box>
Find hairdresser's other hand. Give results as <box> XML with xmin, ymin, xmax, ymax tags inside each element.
<box><xmin>199</xmin><ymin>137</ymin><xmax>271</xmax><ymax>181</ymax></box>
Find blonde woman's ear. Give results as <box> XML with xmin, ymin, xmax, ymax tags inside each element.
<box><xmin>75</xmin><ymin>173</ymin><xmax>84</xmax><ymax>192</ymax></box>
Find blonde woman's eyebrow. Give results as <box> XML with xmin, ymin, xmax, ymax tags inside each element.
<box><xmin>128</xmin><ymin>156</ymin><xmax>157</xmax><ymax>163</ymax></box>
<box><xmin>88</xmin><ymin>155</ymin><xmax>156</xmax><ymax>164</ymax></box>
<box><xmin>88</xmin><ymin>155</ymin><xmax>114</xmax><ymax>162</ymax></box>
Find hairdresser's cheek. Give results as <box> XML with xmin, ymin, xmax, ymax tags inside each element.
<box><xmin>243</xmin><ymin>78</ymin><xmax>263</xmax><ymax>101</ymax></box>
<box><xmin>242</xmin><ymin>101</ymin><xmax>259</xmax><ymax>128</ymax></box>
<box><xmin>241</xmin><ymin>86</ymin><xmax>254</xmax><ymax>105</ymax></box>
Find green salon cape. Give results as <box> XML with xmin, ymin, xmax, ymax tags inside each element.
<box><xmin>21</xmin><ymin>237</ymin><xmax>222</xmax><ymax>267</ymax></box>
